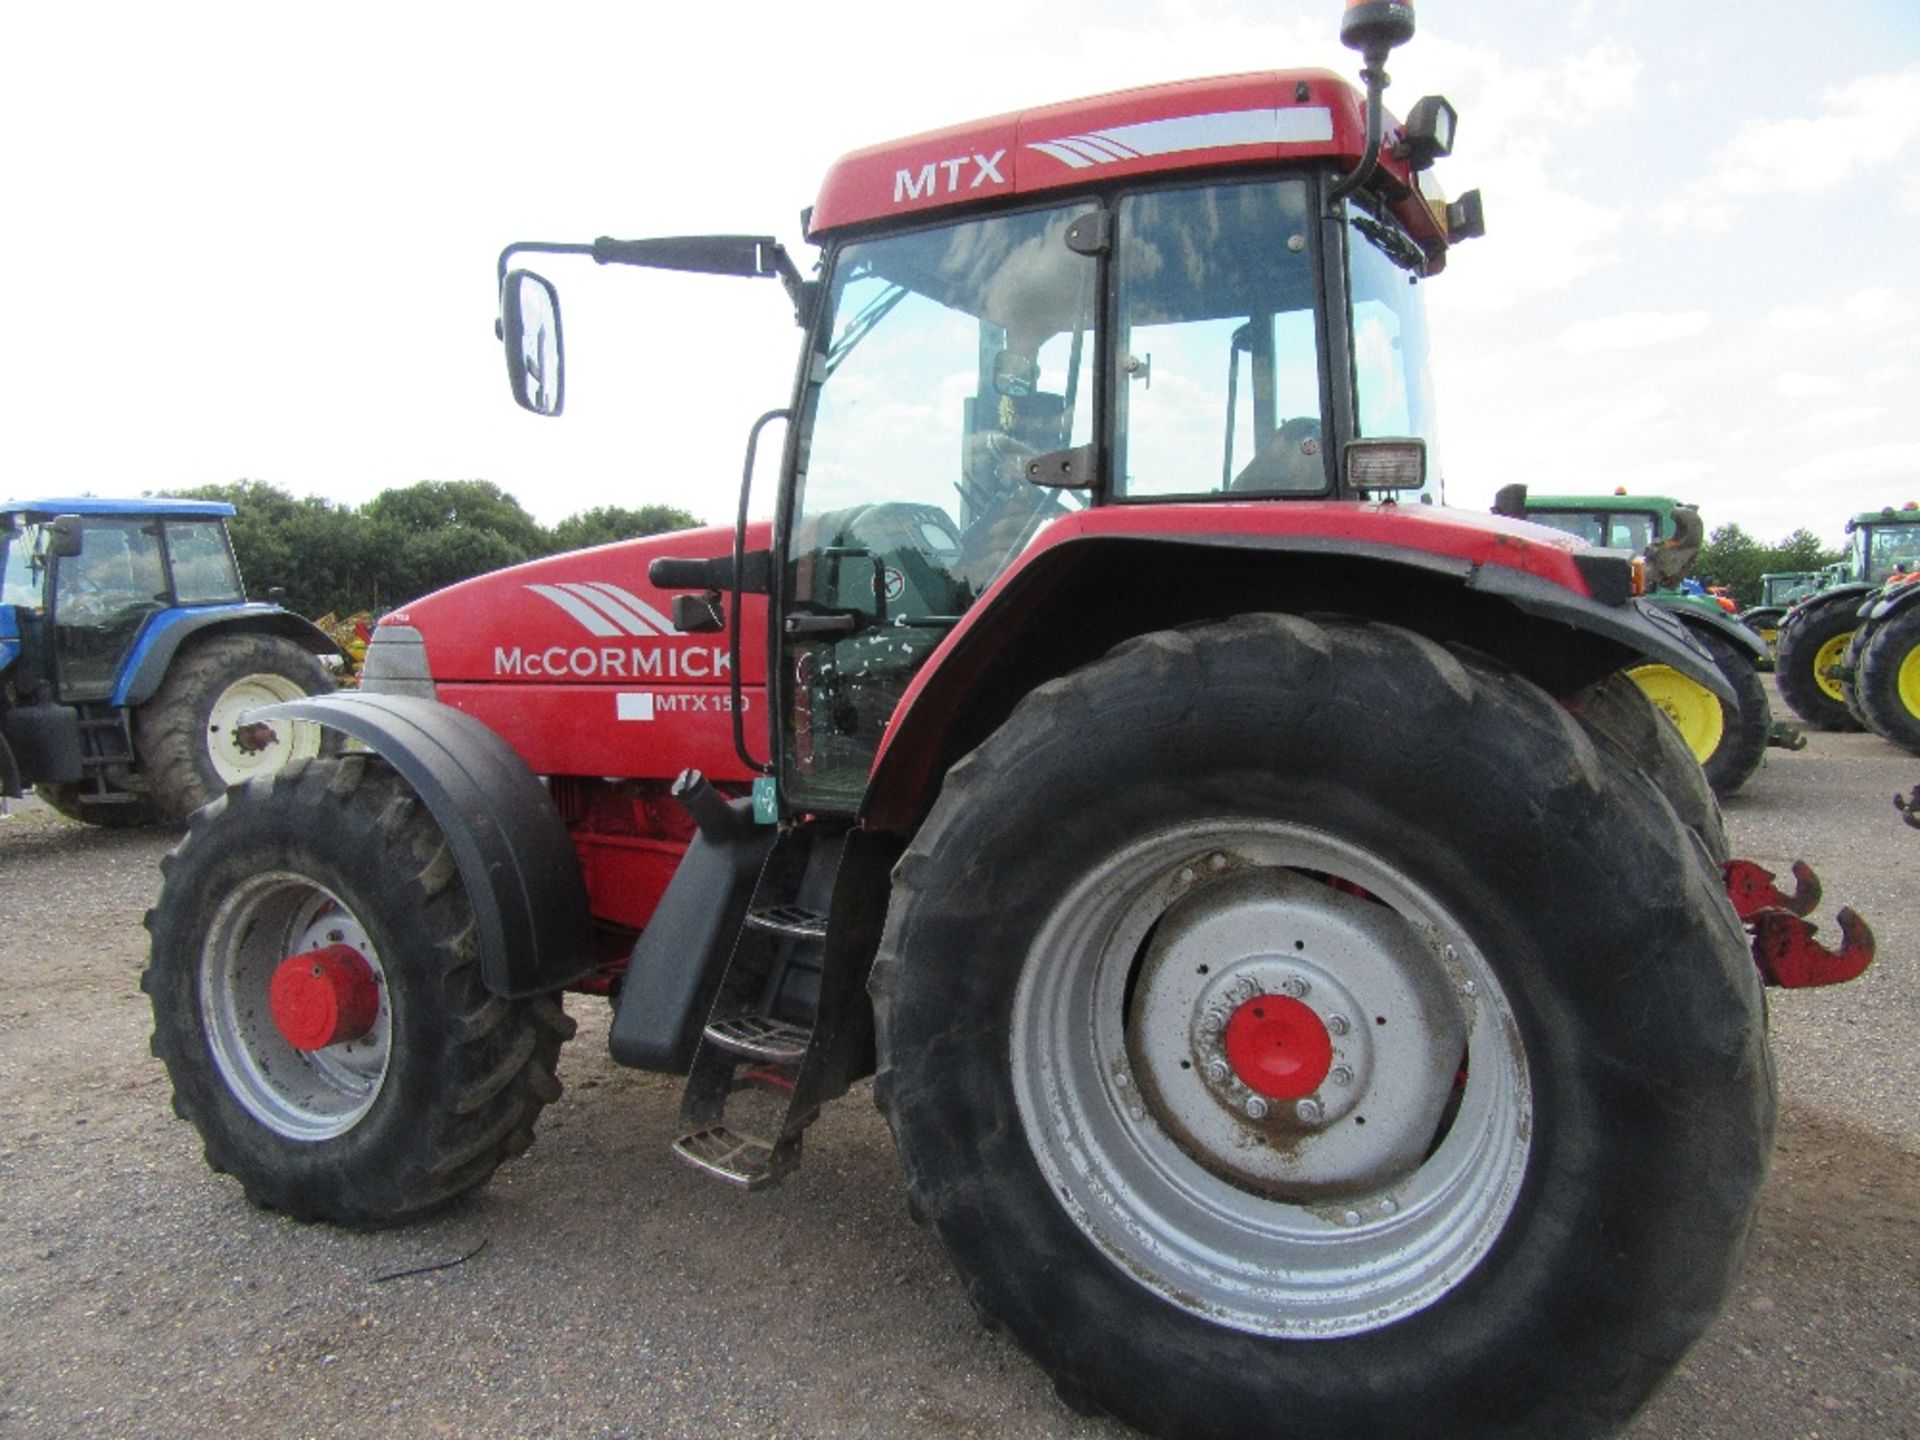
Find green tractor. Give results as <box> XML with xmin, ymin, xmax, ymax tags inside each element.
<box><xmin>1495</xmin><ymin>487</ymin><xmax>1773</xmax><ymax>796</ymax></box>
<box><xmin>1739</xmin><ymin>568</ymin><xmax>1832</xmax><ymax>663</ymax></box>
<box><xmin>1775</xmin><ymin>503</ymin><xmax>1920</xmax><ymax>736</ymax></box>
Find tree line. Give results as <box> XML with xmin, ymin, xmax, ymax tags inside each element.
<box><xmin>1695</xmin><ymin>525</ymin><xmax>1842</xmax><ymax>609</ymax></box>
<box><xmin>183</xmin><ymin>480</ymin><xmax>700</xmax><ymax>619</ymax></box>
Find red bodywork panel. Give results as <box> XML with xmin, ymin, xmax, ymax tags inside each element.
<box><xmin>380</xmin><ymin>522</ymin><xmax>771</xmax><ymax>787</ymax></box>
<box><xmin>810</xmin><ymin>71</ymin><xmax>1452</xmax><ymax>271</ymax></box>
<box><xmin>377</xmin><ymin>523</ymin><xmax>772</xmax><ymax>958</ymax></box>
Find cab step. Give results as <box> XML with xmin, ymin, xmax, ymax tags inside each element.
<box><xmin>703</xmin><ymin>1014</ymin><xmax>813</xmax><ymax>1064</ymax></box>
<box><xmin>671</xmin><ymin>1126</ymin><xmax>801</xmax><ymax>1190</ymax></box>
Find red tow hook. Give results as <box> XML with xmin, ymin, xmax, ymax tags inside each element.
<box><xmin>1722</xmin><ymin>859</ymin><xmax>1819</xmax><ymax>919</ymax></box>
<box><xmin>1721</xmin><ymin>860</ymin><xmax>1876</xmax><ymax>989</ymax></box>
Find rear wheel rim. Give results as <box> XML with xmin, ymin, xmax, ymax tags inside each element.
<box><xmin>1628</xmin><ymin>663</ymin><xmax>1725</xmax><ymax>762</ymax></box>
<box><xmin>207</xmin><ymin>673</ymin><xmax>322</xmax><ymax>786</ymax></box>
<box><xmin>1010</xmin><ymin>820</ymin><xmax>1531</xmax><ymax>1339</ymax></box>
<box><xmin>1898</xmin><ymin>640</ymin><xmax>1920</xmax><ymax>719</ymax></box>
<box><xmin>200</xmin><ymin>872</ymin><xmax>391</xmax><ymax>1139</ymax></box>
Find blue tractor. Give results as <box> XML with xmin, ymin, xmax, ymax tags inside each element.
<box><xmin>1</xmin><ymin>497</ymin><xmax>338</xmax><ymax>825</ymax></box>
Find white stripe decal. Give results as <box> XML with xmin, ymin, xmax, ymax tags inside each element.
<box><xmin>554</xmin><ymin>582</ymin><xmax>652</xmax><ymax>636</ymax></box>
<box><xmin>527</xmin><ymin>584</ymin><xmax>622</xmax><ymax>637</ymax></box>
<box><xmin>579</xmin><ymin>581</ymin><xmax>677</xmax><ymax>637</ymax></box>
<box><xmin>1028</xmin><ymin>107</ymin><xmax>1334</xmax><ymax>170</ymax></box>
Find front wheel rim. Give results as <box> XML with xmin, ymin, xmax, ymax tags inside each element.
<box><xmin>200</xmin><ymin>872</ymin><xmax>392</xmax><ymax>1140</ymax></box>
<box><xmin>1010</xmin><ymin>821</ymin><xmax>1531</xmax><ymax>1339</ymax></box>
<box><xmin>1627</xmin><ymin>663</ymin><xmax>1725</xmax><ymax>762</ymax></box>
<box><xmin>207</xmin><ymin>673</ymin><xmax>322</xmax><ymax>785</ymax></box>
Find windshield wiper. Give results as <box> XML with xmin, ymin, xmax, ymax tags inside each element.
<box><xmin>824</xmin><ymin>282</ymin><xmax>910</xmax><ymax>377</ymax></box>
<box><xmin>1352</xmin><ymin>214</ymin><xmax>1426</xmax><ymax>274</ymax></box>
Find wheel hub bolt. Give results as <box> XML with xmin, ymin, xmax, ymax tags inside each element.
<box><xmin>1295</xmin><ymin>1098</ymin><xmax>1325</xmax><ymax>1125</ymax></box>
<box><xmin>1281</xmin><ymin>975</ymin><xmax>1309</xmax><ymax>998</ymax></box>
<box><xmin>1326</xmin><ymin>1013</ymin><xmax>1351</xmax><ymax>1036</ymax></box>
<box><xmin>1205</xmin><ymin>1058</ymin><xmax>1230</xmax><ymax>1084</ymax></box>
<box><xmin>1244</xmin><ymin>1096</ymin><xmax>1268</xmax><ymax>1120</ymax></box>
<box><xmin>1329</xmin><ymin>1065</ymin><xmax>1353</xmax><ymax>1087</ymax></box>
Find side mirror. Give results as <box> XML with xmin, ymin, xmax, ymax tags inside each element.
<box><xmin>501</xmin><ymin>270</ymin><xmax>565</xmax><ymax>416</ymax></box>
<box><xmin>47</xmin><ymin>515</ymin><xmax>85</xmax><ymax>559</ymax></box>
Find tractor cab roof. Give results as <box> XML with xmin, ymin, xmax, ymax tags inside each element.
<box><xmin>1</xmin><ymin>496</ymin><xmax>236</xmax><ymax>523</ymax></box>
<box><xmin>808</xmin><ymin>69</ymin><xmax>1456</xmax><ymax>273</ymax></box>
<box><xmin>1846</xmin><ymin>503</ymin><xmax>1920</xmax><ymax>531</ymax></box>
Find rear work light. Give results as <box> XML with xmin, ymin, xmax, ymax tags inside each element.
<box><xmin>1345</xmin><ymin>438</ymin><xmax>1427</xmax><ymax>492</ymax></box>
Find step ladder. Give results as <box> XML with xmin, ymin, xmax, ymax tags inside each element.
<box><xmin>671</xmin><ymin>831</ymin><xmax>841</xmax><ymax>1189</ymax></box>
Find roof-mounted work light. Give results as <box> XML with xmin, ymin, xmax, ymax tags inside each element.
<box><xmin>1400</xmin><ymin>95</ymin><xmax>1456</xmax><ymax>169</ymax></box>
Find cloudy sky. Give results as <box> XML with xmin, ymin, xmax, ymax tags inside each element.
<box><xmin>6</xmin><ymin>0</ymin><xmax>1917</xmax><ymax>547</ymax></box>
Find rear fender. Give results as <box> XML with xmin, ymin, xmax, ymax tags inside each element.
<box><xmin>860</xmin><ymin>531</ymin><xmax>1725</xmax><ymax>832</ymax></box>
<box><xmin>117</xmin><ymin>606</ymin><xmax>341</xmax><ymax>707</ymax></box>
<box><xmin>1866</xmin><ymin>578</ymin><xmax>1920</xmax><ymax>624</ymax></box>
<box><xmin>246</xmin><ymin>692</ymin><xmax>593</xmax><ymax>998</ymax></box>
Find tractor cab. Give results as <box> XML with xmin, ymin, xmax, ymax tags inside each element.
<box><xmin>1</xmin><ymin>499</ymin><xmax>245</xmax><ymax>704</ymax></box>
<box><xmin>498</xmin><ymin>55</ymin><xmax>1483</xmax><ymax>814</ymax></box>
<box><xmin>1845</xmin><ymin>503</ymin><xmax>1920</xmax><ymax>586</ymax></box>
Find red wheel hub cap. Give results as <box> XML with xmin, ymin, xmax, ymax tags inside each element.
<box><xmin>1223</xmin><ymin>994</ymin><xmax>1333</xmax><ymax>1100</ymax></box>
<box><xmin>269</xmin><ymin>944</ymin><xmax>380</xmax><ymax>1051</ymax></box>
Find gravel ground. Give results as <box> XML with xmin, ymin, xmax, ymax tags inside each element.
<box><xmin>1</xmin><ymin>696</ymin><xmax>1914</xmax><ymax>1440</ymax></box>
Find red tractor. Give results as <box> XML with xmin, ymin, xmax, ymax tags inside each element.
<box><xmin>143</xmin><ymin>6</ymin><xmax>1872</xmax><ymax>1437</ymax></box>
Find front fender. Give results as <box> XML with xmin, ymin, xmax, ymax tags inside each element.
<box><xmin>246</xmin><ymin>692</ymin><xmax>593</xmax><ymax>998</ymax></box>
<box><xmin>1652</xmin><ymin>597</ymin><xmax>1770</xmax><ymax>665</ymax></box>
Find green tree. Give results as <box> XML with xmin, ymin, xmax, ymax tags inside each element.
<box><xmin>364</xmin><ymin>480</ymin><xmax>547</xmax><ymax>602</ymax></box>
<box><xmin>546</xmin><ymin>503</ymin><xmax>702</xmax><ymax>553</ymax></box>
<box><xmin>1696</xmin><ymin>523</ymin><xmax>1843</xmax><ymax>608</ymax></box>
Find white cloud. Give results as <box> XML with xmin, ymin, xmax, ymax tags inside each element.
<box><xmin>1779</xmin><ymin>441</ymin><xmax>1920</xmax><ymax>487</ymax></box>
<box><xmin>1771</xmin><ymin>373</ymin><xmax>1846</xmax><ymax>400</ymax></box>
<box><xmin>1558</xmin><ymin>310</ymin><xmax>1710</xmax><ymax>355</ymax></box>
<box><xmin>1657</xmin><ymin>65</ymin><xmax>1920</xmax><ymax>231</ymax></box>
<box><xmin>1792</xmin><ymin>404</ymin><xmax>1885</xmax><ymax>436</ymax></box>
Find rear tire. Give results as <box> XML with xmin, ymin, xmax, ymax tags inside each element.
<box><xmin>142</xmin><ymin>755</ymin><xmax>574</xmax><ymax>1225</ymax></box>
<box><xmin>1775</xmin><ymin>599</ymin><xmax>1864</xmax><ymax>732</ymax></box>
<box><xmin>134</xmin><ymin>632</ymin><xmax>333</xmax><ymax>823</ymax></box>
<box><xmin>1853</xmin><ymin>605</ymin><xmax>1920</xmax><ymax>754</ymax></box>
<box><xmin>872</xmin><ymin>615</ymin><xmax>1772</xmax><ymax>1440</ymax></box>
<box><xmin>1569</xmin><ymin>671</ymin><xmax>1728</xmax><ymax>863</ymax></box>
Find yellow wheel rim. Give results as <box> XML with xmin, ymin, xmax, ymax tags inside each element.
<box><xmin>1813</xmin><ymin>631</ymin><xmax>1853</xmax><ymax>703</ymax></box>
<box><xmin>1899</xmin><ymin>640</ymin><xmax>1920</xmax><ymax>719</ymax></box>
<box><xmin>1628</xmin><ymin>664</ymin><xmax>1725</xmax><ymax>763</ymax></box>
<box><xmin>1754</xmin><ymin>624</ymin><xmax>1780</xmax><ymax>657</ymax></box>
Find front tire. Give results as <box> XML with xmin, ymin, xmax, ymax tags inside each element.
<box><xmin>143</xmin><ymin>756</ymin><xmax>574</xmax><ymax>1224</ymax></box>
<box><xmin>1626</xmin><ymin>627</ymin><xmax>1770</xmax><ymax>796</ymax></box>
<box><xmin>134</xmin><ymin>632</ymin><xmax>333</xmax><ymax>823</ymax></box>
<box><xmin>1853</xmin><ymin>605</ymin><xmax>1920</xmax><ymax>753</ymax></box>
<box><xmin>872</xmin><ymin>616</ymin><xmax>1772</xmax><ymax>1440</ymax></box>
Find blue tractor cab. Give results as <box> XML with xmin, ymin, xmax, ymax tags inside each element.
<box><xmin>1</xmin><ymin>497</ymin><xmax>337</xmax><ymax>824</ymax></box>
